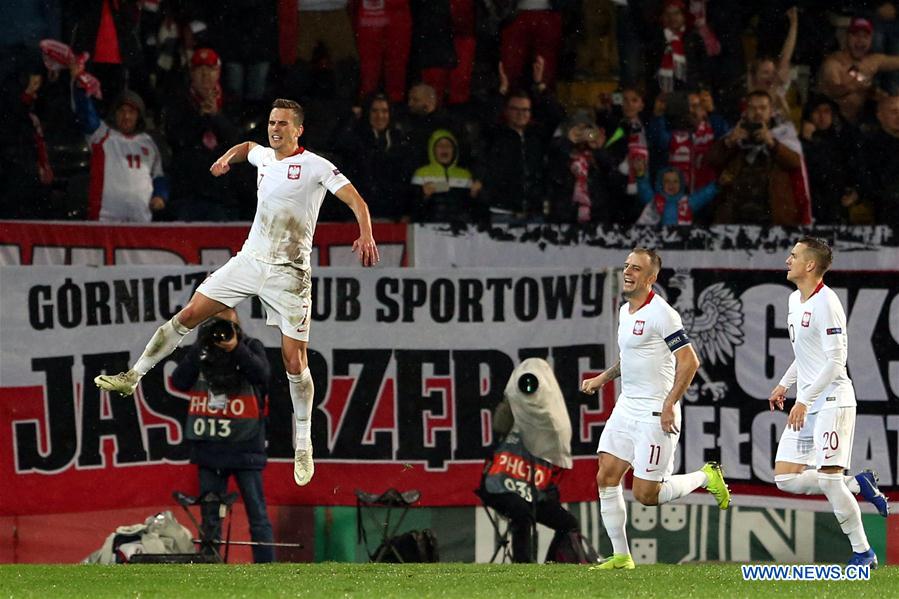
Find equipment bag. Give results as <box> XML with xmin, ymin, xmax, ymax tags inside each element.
<box><xmin>544</xmin><ymin>530</ymin><xmax>600</xmax><ymax>564</ymax></box>
<box><xmin>374</xmin><ymin>529</ymin><xmax>439</xmax><ymax>563</ymax></box>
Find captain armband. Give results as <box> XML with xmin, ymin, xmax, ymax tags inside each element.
<box><xmin>664</xmin><ymin>329</ymin><xmax>691</xmax><ymax>352</ymax></box>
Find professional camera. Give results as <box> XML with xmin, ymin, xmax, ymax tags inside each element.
<box><xmin>207</xmin><ymin>319</ymin><xmax>236</xmax><ymax>343</ymax></box>
<box><xmin>197</xmin><ymin>318</ymin><xmax>243</xmax><ymax>395</ymax></box>
<box><xmin>741</xmin><ymin>120</ymin><xmax>762</xmax><ymax>133</ymax></box>
<box><xmin>739</xmin><ymin>120</ymin><xmax>766</xmax><ymax>147</ymax></box>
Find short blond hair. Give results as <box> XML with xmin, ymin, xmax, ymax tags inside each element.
<box><xmin>631</xmin><ymin>247</ymin><xmax>662</xmax><ymax>275</ymax></box>
<box><xmin>797</xmin><ymin>236</ymin><xmax>833</xmax><ymax>274</ymax></box>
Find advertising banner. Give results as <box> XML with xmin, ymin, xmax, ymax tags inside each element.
<box><xmin>2</xmin><ymin>263</ymin><xmax>896</xmax><ymax>518</ymax></box>
<box><xmin>1</xmin><ymin>265</ymin><xmax>614</xmax><ymax>514</ymax></box>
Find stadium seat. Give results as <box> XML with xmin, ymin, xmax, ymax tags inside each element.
<box><xmin>355</xmin><ymin>488</ymin><xmax>423</xmax><ymax>563</ymax></box>
<box><xmin>474</xmin><ymin>489</ymin><xmax>515</xmax><ymax>564</ymax></box>
<box><xmin>172</xmin><ymin>490</ymin><xmax>240</xmax><ymax>563</ymax></box>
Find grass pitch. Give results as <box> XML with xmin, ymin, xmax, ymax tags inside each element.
<box><xmin>0</xmin><ymin>563</ymin><xmax>895</xmax><ymax>598</ymax></box>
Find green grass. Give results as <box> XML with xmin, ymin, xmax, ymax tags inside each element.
<box><xmin>0</xmin><ymin>564</ymin><xmax>895</xmax><ymax>598</ymax></box>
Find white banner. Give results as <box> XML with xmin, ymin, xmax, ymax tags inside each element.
<box><xmin>412</xmin><ymin>224</ymin><xmax>899</xmax><ymax>271</ymax></box>
<box><xmin>3</xmin><ymin>263</ymin><xmax>896</xmax><ymax>516</ymax></box>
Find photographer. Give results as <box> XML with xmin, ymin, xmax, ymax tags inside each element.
<box><xmin>476</xmin><ymin>359</ymin><xmax>581</xmax><ymax>563</ymax></box>
<box><xmin>706</xmin><ymin>90</ymin><xmax>803</xmax><ymax>225</ymax></box>
<box><xmin>171</xmin><ymin>309</ymin><xmax>275</xmax><ymax>563</ymax></box>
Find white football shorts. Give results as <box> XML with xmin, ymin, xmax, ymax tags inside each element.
<box><xmin>597</xmin><ymin>406</ymin><xmax>681</xmax><ymax>482</ymax></box>
<box><xmin>196</xmin><ymin>251</ymin><xmax>312</xmax><ymax>341</ymax></box>
<box><xmin>775</xmin><ymin>406</ymin><xmax>856</xmax><ymax>470</ymax></box>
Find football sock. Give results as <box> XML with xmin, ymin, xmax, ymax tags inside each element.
<box><xmin>288</xmin><ymin>368</ymin><xmax>314</xmax><ymax>451</ymax></box>
<box><xmin>818</xmin><ymin>472</ymin><xmax>869</xmax><ymax>553</ymax></box>
<box><xmin>658</xmin><ymin>470</ymin><xmax>708</xmax><ymax>504</ymax></box>
<box><xmin>133</xmin><ymin>316</ymin><xmax>191</xmax><ymax>376</ymax></box>
<box><xmin>599</xmin><ymin>485</ymin><xmax>629</xmax><ymax>555</ymax></box>
<box><xmin>775</xmin><ymin>471</ymin><xmax>861</xmax><ymax>495</ymax></box>
<box><xmin>775</xmin><ymin>470</ymin><xmax>821</xmax><ymax>495</ymax></box>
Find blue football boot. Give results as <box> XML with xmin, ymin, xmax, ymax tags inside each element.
<box><xmin>848</xmin><ymin>548</ymin><xmax>878</xmax><ymax>568</ymax></box>
<box><xmin>855</xmin><ymin>470</ymin><xmax>890</xmax><ymax>517</ymax></box>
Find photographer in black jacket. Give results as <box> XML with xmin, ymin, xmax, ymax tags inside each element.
<box><xmin>171</xmin><ymin>308</ymin><xmax>275</xmax><ymax>562</ymax></box>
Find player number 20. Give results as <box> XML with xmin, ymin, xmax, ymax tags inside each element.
<box><xmin>822</xmin><ymin>431</ymin><xmax>839</xmax><ymax>451</ymax></box>
<box><xmin>193</xmin><ymin>418</ymin><xmax>232</xmax><ymax>438</ymax></box>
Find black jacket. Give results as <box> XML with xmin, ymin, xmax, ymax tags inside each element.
<box><xmin>204</xmin><ymin>0</ymin><xmax>278</xmax><ymax>64</ymax></box>
<box><xmin>162</xmin><ymin>92</ymin><xmax>241</xmax><ymax>216</ymax></box>
<box><xmin>0</xmin><ymin>60</ymin><xmax>53</xmax><ymax>219</ymax></box>
<box><xmin>334</xmin><ymin>117</ymin><xmax>410</xmax><ymax>220</ymax></box>
<box><xmin>801</xmin><ymin>125</ymin><xmax>859</xmax><ymax>225</ymax></box>
<box><xmin>856</xmin><ymin>128</ymin><xmax>899</xmax><ymax>227</ymax></box>
<box><xmin>172</xmin><ymin>334</ymin><xmax>271</xmax><ymax>470</ymax></box>
<box><xmin>480</xmin><ymin>125</ymin><xmax>547</xmax><ymax>216</ymax></box>
<box><xmin>68</xmin><ymin>0</ymin><xmax>143</xmax><ymax>69</ymax></box>
<box><xmin>410</xmin><ymin>0</ymin><xmax>457</xmax><ymax>70</ymax></box>
<box><xmin>546</xmin><ymin>138</ymin><xmax>619</xmax><ymax>225</ymax></box>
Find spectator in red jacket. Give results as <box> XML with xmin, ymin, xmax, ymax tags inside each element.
<box><xmin>499</xmin><ymin>1</ymin><xmax>564</xmax><ymax>91</ymax></box>
<box><xmin>354</xmin><ymin>0</ymin><xmax>412</xmax><ymax>103</ymax></box>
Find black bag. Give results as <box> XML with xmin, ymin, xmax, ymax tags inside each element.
<box><xmin>483</xmin><ymin>0</ymin><xmax>519</xmax><ymax>29</ymax></box>
<box><xmin>374</xmin><ymin>529</ymin><xmax>439</xmax><ymax>563</ymax></box>
<box><xmin>544</xmin><ymin>531</ymin><xmax>600</xmax><ymax>564</ymax></box>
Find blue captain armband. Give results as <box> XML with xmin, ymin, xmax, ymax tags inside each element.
<box><xmin>665</xmin><ymin>329</ymin><xmax>691</xmax><ymax>352</ymax></box>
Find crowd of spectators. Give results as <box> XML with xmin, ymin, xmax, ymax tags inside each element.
<box><xmin>3</xmin><ymin>0</ymin><xmax>899</xmax><ymax>228</ymax></box>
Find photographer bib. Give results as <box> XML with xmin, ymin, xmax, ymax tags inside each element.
<box><xmin>185</xmin><ymin>378</ymin><xmax>264</xmax><ymax>443</ymax></box>
<box><xmin>483</xmin><ymin>431</ymin><xmax>558</xmax><ymax>503</ymax></box>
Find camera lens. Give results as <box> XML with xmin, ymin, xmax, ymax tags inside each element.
<box><xmin>518</xmin><ymin>373</ymin><xmax>539</xmax><ymax>394</ymax></box>
<box><xmin>208</xmin><ymin>320</ymin><xmax>234</xmax><ymax>342</ymax></box>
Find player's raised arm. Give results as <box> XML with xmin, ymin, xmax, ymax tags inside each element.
<box><xmin>210</xmin><ymin>141</ymin><xmax>259</xmax><ymax>176</ymax></box>
<box><xmin>334</xmin><ymin>183</ymin><xmax>380</xmax><ymax>267</ymax></box>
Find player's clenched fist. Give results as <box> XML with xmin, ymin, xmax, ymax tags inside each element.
<box><xmin>210</xmin><ymin>156</ymin><xmax>231</xmax><ymax>177</ymax></box>
<box><xmin>581</xmin><ymin>375</ymin><xmax>604</xmax><ymax>395</ymax></box>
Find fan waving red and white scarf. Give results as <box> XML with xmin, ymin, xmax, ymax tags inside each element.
<box><xmin>40</xmin><ymin>39</ymin><xmax>103</xmax><ymax>99</ymax></box>
<box><xmin>658</xmin><ymin>27</ymin><xmax>686</xmax><ymax>93</ymax></box>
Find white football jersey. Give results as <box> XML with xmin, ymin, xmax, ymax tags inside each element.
<box><xmin>615</xmin><ymin>292</ymin><xmax>691</xmax><ymax>422</ymax></box>
<box><xmin>787</xmin><ymin>283</ymin><xmax>855</xmax><ymax>413</ymax></box>
<box><xmin>88</xmin><ymin>122</ymin><xmax>163</xmax><ymax>222</ymax></box>
<box><xmin>242</xmin><ymin>145</ymin><xmax>350</xmax><ymax>269</ymax></box>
